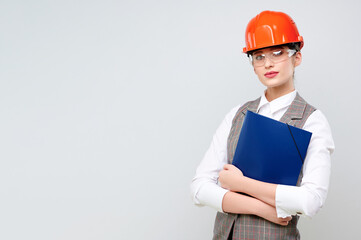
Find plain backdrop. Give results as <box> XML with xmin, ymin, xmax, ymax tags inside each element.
<box><xmin>0</xmin><ymin>0</ymin><xmax>360</xmax><ymax>239</ymax></box>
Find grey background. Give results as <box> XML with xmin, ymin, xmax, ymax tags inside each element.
<box><xmin>0</xmin><ymin>0</ymin><xmax>360</xmax><ymax>239</ymax></box>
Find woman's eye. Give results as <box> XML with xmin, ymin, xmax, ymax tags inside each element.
<box><xmin>254</xmin><ymin>55</ymin><xmax>264</xmax><ymax>61</ymax></box>
<box><xmin>272</xmin><ymin>50</ymin><xmax>283</xmax><ymax>57</ymax></box>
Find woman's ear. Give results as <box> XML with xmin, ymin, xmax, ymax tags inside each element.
<box><xmin>294</xmin><ymin>51</ymin><xmax>302</xmax><ymax>67</ymax></box>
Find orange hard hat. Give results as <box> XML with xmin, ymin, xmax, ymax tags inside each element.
<box><xmin>243</xmin><ymin>10</ymin><xmax>304</xmax><ymax>53</ymax></box>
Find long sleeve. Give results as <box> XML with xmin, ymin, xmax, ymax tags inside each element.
<box><xmin>275</xmin><ymin>109</ymin><xmax>335</xmax><ymax>218</ymax></box>
<box><xmin>190</xmin><ymin>106</ymin><xmax>239</xmax><ymax>212</ymax></box>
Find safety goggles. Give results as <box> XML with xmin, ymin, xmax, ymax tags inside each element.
<box><xmin>249</xmin><ymin>49</ymin><xmax>297</xmax><ymax>67</ymax></box>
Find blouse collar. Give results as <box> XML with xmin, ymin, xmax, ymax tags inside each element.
<box><xmin>257</xmin><ymin>90</ymin><xmax>297</xmax><ymax>114</ymax></box>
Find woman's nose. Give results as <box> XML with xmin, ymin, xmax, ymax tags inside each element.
<box><xmin>264</xmin><ymin>56</ymin><xmax>274</xmax><ymax>68</ymax></box>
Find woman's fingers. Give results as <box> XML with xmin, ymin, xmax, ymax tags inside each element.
<box><xmin>279</xmin><ymin>216</ymin><xmax>292</xmax><ymax>226</ymax></box>
<box><xmin>278</xmin><ymin>219</ymin><xmax>288</xmax><ymax>226</ymax></box>
<box><xmin>223</xmin><ymin>164</ymin><xmax>232</xmax><ymax>170</ymax></box>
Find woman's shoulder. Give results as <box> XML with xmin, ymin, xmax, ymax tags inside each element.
<box><xmin>224</xmin><ymin>96</ymin><xmax>262</xmax><ymax>123</ymax></box>
<box><xmin>307</xmin><ymin>109</ymin><xmax>331</xmax><ymax>126</ymax></box>
<box><xmin>304</xmin><ymin>109</ymin><xmax>335</xmax><ymax>152</ymax></box>
<box><xmin>295</xmin><ymin>93</ymin><xmax>330</xmax><ymax>122</ymax></box>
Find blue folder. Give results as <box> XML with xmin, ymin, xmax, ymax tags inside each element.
<box><xmin>232</xmin><ymin>111</ymin><xmax>312</xmax><ymax>186</ymax></box>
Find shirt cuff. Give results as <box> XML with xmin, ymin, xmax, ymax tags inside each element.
<box><xmin>197</xmin><ymin>182</ymin><xmax>229</xmax><ymax>213</ymax></box>
<box><xmin>275</xmin><ymin>185</ymin><xmax>298</xmax><ymax>218</ymax></box>
<box><xmin>276</xmin><ymin>184</ymin><xmax>315</xmax><ymax>219</ymax></box>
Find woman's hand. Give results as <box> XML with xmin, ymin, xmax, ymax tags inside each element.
<box><xmin>218</xmin><ymin>164</ymin><xmax>244</xmax><ymax>192</ymax></box>
<box><xmin>258</xmin><ymin>202</ymin><xmax>292</xmax><ymax>226</ymax></box>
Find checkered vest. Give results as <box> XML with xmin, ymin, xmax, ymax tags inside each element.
<box><xmin>213</xmin><ymin>93</ymin><xmax>316</xmax><ymax>240</ymax></box>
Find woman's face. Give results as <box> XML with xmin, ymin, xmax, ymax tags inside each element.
<box><xmin>251</xmin><ymin>46</ymin><xmax>302</xmax><ymax>90</ymax></box>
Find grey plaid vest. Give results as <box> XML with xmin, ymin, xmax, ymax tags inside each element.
<box><xmin>213</xmin><ymin>93</ymin><xmax>316</xmax><ymax>240</ymax></box>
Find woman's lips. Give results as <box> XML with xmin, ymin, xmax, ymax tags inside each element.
<box><xmin>264</xmin><ymin>71</ymin><xmax>279</xmax><ymax>78</ymax></box>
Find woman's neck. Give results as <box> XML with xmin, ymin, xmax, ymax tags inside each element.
<box><xmin>265</xmin><ymin>83</ymin><xmax>295</xmax><ymax>102</ymax></box>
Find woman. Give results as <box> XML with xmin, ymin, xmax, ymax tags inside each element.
<box><xmin>190</xmin><ymin>10</ymin><xmax>335</xmax><ymax>239</ymax></box>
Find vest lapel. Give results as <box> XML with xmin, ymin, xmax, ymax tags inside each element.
<box><xmin>279</xmin><ymin>93</ymin><xmax>307</xmax><ymax>125</ymax></box>
<box><xmin>241</xmin><ymin>97</ymin><xmax>261</xmax><ymax>115</ymax></box>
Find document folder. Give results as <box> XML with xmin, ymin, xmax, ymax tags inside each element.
<box><xmin>232</xmin><ymin>111</ymin><xmax>312</xmax><ymax>186</ymax></box>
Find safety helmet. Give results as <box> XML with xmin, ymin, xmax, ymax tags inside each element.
<box><xmin>243</xmin><ymin>10</ymin><xmax>304</xmax><ymax>53</ymax></box>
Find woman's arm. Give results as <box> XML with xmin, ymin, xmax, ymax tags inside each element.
<box><xmin>222</xmin><ymin>191</ymin><xmax>291</xmax><ymax>226</ymax></box>
<box><xmin>219</xmin><ymin>164</ymin><xmax>277</xmax><ymax>207</ymax></box>
<box><xmin>219</xmin><ymin>110</ymin><xmax>335</xmax><ymax>218</ymax></box>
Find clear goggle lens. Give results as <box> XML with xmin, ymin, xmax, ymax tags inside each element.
<box><xmin>249</xmin><ymin>49</ymin><xmax>297</xmax><ymax>67</ymax></box>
